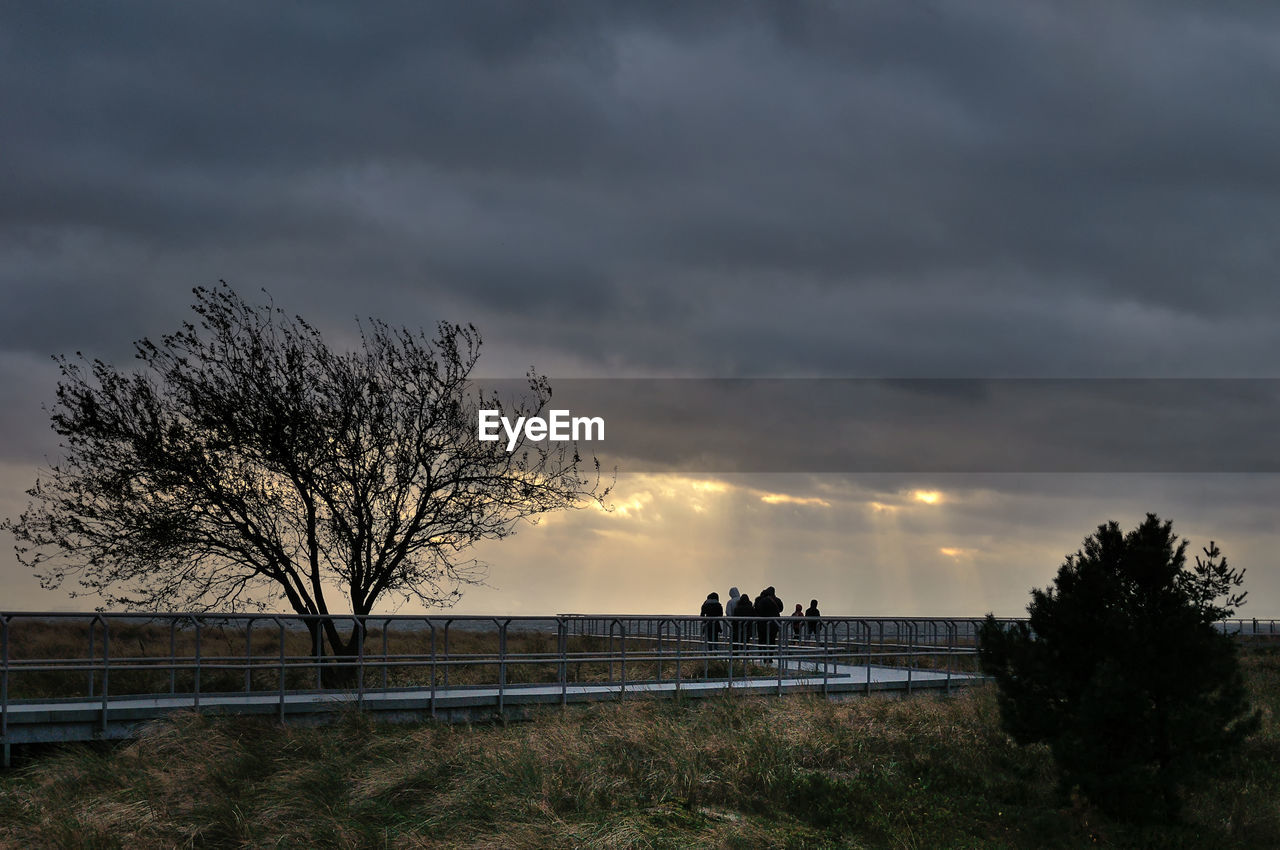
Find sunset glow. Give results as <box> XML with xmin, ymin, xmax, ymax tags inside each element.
<box><xmin>759</xmin><ymin>493</ymin><xmax>831</xmax><ymax>507</ymax></box>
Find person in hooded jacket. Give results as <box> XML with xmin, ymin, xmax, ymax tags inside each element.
<box><xmin>701</xmin><ymin>591</ymin><xmax>723</xmax><ymax>644</ymax></box>
<box><xmin>724</xmin><ymin>587</ymin><xmax>741</xmax><ymax>648</ymax></box>
<box><xmin>790</xmin><ymin>603</ymin><xmax>805</xmax><ymax>639</ymax></box>
<box><xmin>805</xmin><ymin>599</ymin><xmax>821</xmax><ymax>640</ymax></box>
<box><xmin>725</xmin><ymin>587</ymin><xmax>742</xmax><ymax>617</ymax></box>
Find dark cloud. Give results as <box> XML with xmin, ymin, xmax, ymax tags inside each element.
<box><xmin>1</xmin><ymin>1</ymin><xmax>1278</xmax><ymax>426</ymax></box>
<box><xmin>511</xmin><ymin>378</ymin><xmax>1280</xmax><ymax>473</ymax></box>
<box><xmin>4</xmin><ymin>2</ymin><xmax>1280</xmax><ymax>612</ymax></box>
<box><xmin>4</xmin><ymin>1</ymin><xmax>1280</xmax><ymax>374</ymax></box>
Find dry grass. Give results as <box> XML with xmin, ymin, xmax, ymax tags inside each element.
<box><xmin>5</xmin><ymin>641</ymin><xmax>1274</xmax><ymax>847</ymax></box>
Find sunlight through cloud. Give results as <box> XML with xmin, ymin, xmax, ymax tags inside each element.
<box><xmin>759</xmin><ymin>493</ymin><xmax>831</xmax><ymax>507</ymax></box>
<box><xmin>598</xmin><ymin>491</ymin><xmax>654</xmax><ymax>518</ymax></box>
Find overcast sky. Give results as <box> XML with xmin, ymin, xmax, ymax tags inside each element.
<box><xmin>3</xmin><ymin>2</ymin><xmax>1280</xmax><ymax>618</ymax></box>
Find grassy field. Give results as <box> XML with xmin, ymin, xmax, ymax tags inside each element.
<box><xmin>3</xmin><ymin>645</ymin><xmax>1277</xmax><ymax>848</ymax></box>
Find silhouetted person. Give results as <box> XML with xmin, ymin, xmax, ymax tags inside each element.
<box><xmin>701</xmin><ymin>591</ymin><xmax>723</xmax><ymax>644</ymax></box>
<box><xmin>757</xmin><ymin>586</ymin><xmax>783</xmax><ymax>645</ymax></box>
<box><xmin>725</xmin><ymin>586</ymin><xmax>742</xmax><ymax>617</ymax></box>
<box><xmin>733</xmin><ymin>593</ymin><xmax>752</xmax><ymax>649</ymax></box>
<box><xmin>805</xmin><ymin>599</ymin><xmax>821</xmax><ymax>640</ymax></box>
<box><xmin>753</xmin><ymin>588</ymin><xmax>773</xmax><ymax>645</ymax></box>
<box><xmin>753</xmin><ymin>590</ymin><xmax>767</xmax><ymax>644</ymax></box>
<box><xmin>790</xmin><ymin>603</ymin><xmax>804</xmax><ymax>639</ymax></box>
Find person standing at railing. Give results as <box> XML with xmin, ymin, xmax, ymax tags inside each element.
<box><xmin>805</xmin><ymin>599</ymin><xmax>821</xmax><ymax>641</ymax></box>
<box><xmin>790</xmin><ymin>603</ymin><xmax>805</xmax><ymax>640</ymax></box>
<box><xmin>754</xmin><ymin>587</ymin><xmax>779</xmax><ymax>645</ymax></box>
<box><xmin>723</xmin><ymin>587</ymin><xmax>742</xmax><ymax>648</ymax></box>
<box><xmin>773</xmin><ymin>588</ymin><xmax>785</xmax><ymax>644</ymax></box>
<box><xmin>700</xmin><ymin>592</ymin><xmax>723</xmax><ymax>646</ymax></box>
<box><xmin>751</xmin><ymin>590</ymin><xmax>768</xmax><ymax>644</ymax></box>
<box><xmin>733</xmin><ymin>592</ymin><xmax>752</xmax><ymax>649</ymax></box>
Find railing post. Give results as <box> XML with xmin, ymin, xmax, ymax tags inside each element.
<box><xmin>382</xmin><ymin>619</ymin><xmax>392</xmax><ymax>691</ymax></box>
<box><xmin>819</xmin><ymin>620</ymin><xmax>829</xmax><ymax>696</ymax></box>
<box><xmin>558</xmin><ymin>617</ymin><xmax>568</xmax><ymax>707</ymax></box>
<box><xmin>169</xmin><ymin>619</ymin><xmax>177</xmax><ymax>695</ymax></box>
<box><xmin>946</xmin><ymin>620</ymin><xmax>955</xmax><ymax>694</ymax></box>
<box><xmin>657</xmin><ymin>619</ymin><xmax>665</xmax><ymax>684</ymax></box>
<box><xmin>863</xmin><ymin>620</ymin><xmax>872</xmax><ymax>696</ymax></box>
<box><xmin>727</xmin><ymin>616</ymin><xmax>735</xmax><ymax>691</ymax></box>
<box><xmin>194</xmin><ymin>619</ymin><xmax>202</xmax><ymax>709</ymax></box>
<box><xmin>607</xmin><ymin>619</ymin><xmax>627</xmax><ymax>701</ymax></box>
<box><xmin>274</xmin><ymin>617</ymin><xmax>286</xmax><ymax>722</ymax></box>
<box><xmin>607</xmin><ymin>622</ymin><xmax>615</xmax><ymax>684</ymax></box>
<box><xmin>356</xmin><ymin>617</ymin><xmax>366</xmax><ymax>707</ymax></box>
<box><xmin>87</xmin><ymin>618</ymin><xmax>96</xmax><ymax>699</ymax></box>
<box><xmin>428</xmin><ymin>620</ymin><xmax>437</xmax><ymax>719</ymax></box>
<box><xmin>776</xmin><ymin>618</ymin><xmax>784</xmax><ymax>697</ymax></box>
<box><xmin>443</xmin><ymin>620</ymin><xmax>452</xmax><ymax>691</ymax></box>
<box><xmin>498</xmin><ymin>619</ymin><xmax>509</xmax><ymax>716</ymax></box>
<box><xmin>427</xmin><ymin>622</ymin><xmax>437</xmax><ymax>711</ymax></box>
<box><xmin>906</xmin><ymin>621</ymin><xmax>914</xmax><ymax>696</ymax></box>
<box><xmin>2</xmin><ymin>614</ymin><xmax>10</xmax><ymax>769</ymax></box>
<box><xmin>703</xmin><ymin>615</ymin><xmax>711</xmax><ymax>680</ymax></box>
<box><xmin>826</xmin><ymin>620</ymin><xmax>839</xmax><ymax>694</ymax></box>
<box><xmin>313</xmin><ymin>617</ymin><xmax>323</xmax><ymax>690</ymax></box>
<box><xmin>99</xmin><ymin>615</ymin><xmax>109</xmax><ymax>736</ymax></box>
<box><xmin>674</xmin><ymin>619</ymin><xmax>682</xmax><ymax>696</ymax></box>
<box><xmin>245</xmin><ymin>618</ymin><xmax>254</xmax><ymax>694</ymax></box>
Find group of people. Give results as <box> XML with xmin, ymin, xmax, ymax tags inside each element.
<box><xmin>699</xmin><ymin>587</ymin><xmax>821</xmax><ymax>646</ymax></box>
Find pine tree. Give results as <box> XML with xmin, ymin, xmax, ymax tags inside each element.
<box><xmin>978</xmin><ymin>513</ymin><xmax>1258</xmax><ymax>819</ymax></box>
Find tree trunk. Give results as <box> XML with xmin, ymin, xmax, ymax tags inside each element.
<box><xmin>307</xmin><ymin>617</ymin><xmax>364</xmax><ymax>689</ymax></box>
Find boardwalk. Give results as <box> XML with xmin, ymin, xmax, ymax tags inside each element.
<box><xmin>2</xmin><ymin>612</ymin><xmax>994</xmax><ymax>765</ymax></box>
<box><xmin>4</xmin><ymin>661</ymin><xmax>975</xmax><ymax>750</ymax></box>
<box><xmin>9</xmin><ymin>612</ymin><xmax>1274</xmax><ymax>765</ymax></box>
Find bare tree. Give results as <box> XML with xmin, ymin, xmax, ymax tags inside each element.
<box><xmin>4</xmin><ymin>284</ymin><xmax>608</xmax><ymax>670</ymax></box>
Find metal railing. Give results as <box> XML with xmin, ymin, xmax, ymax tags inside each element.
<box><xmin>4</xmin><ymin>611</ymin><xmax>1274</xmax><ymax>765</ymax></box>
<box><xmin>0</xmin><ymin>612</ymin><xmax>999</xmax><ymax>725</ymax></box>
<box><xmin>1220</xmin><ymin>618</ymin><xmax>1280</xmax><ymax>636</ymax></box>
<box><xmin>4</xmin><ymin>611</ymin><xmax>1274</xmax><ymax>716</ymax></box>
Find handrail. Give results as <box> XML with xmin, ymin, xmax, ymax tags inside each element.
<box><xmin>0</xmin><ymin>611</ymin><xmax>1266</xmax><ymax>720</ymax></box>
